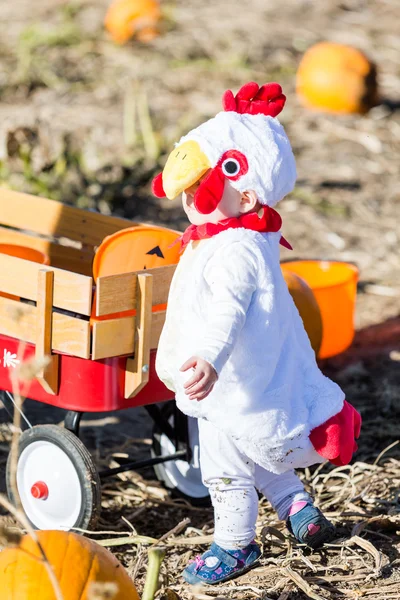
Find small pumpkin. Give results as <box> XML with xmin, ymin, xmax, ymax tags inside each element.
<box><xmin>281</xmin><ymin>268</ymin><xmax>323</xmax><ymax>356</ymax></box>
<box><xmin>105</xmin><ymin>0</ymin><xmax>161</xmax><ymax>44</ymax></box>
<box><xmin>296</xmin><ymin>42</ymin><xmax>378</xmax><ymax>114</ymax></box>
<box><xmin>0</xmin><ymin>530</ymin><xmax>139</xmax><ymax>600</ymax></box>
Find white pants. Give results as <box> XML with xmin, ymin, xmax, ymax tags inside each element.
<box><xmin>198</xmin><ymin>418</ymin><xmax>310</xmax><ymax>549</ymax></box>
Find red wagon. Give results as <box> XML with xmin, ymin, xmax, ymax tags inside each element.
<box><xmin>0</xmin><ymin>189</ymin><xmax>208</xmax><ymax>532</ymax></box>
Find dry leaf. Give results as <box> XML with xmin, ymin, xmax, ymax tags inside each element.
<box><xmin>0</xmin><ymin>525</ymin><xmax>22</xmax><ymax>547</ymax></box>
<box><xmin>88</xmin><ymin>582</ymin><xmax>119</xmax><ymax>600</ymax></box>
<box><xmin>283</xmin><ymin>566</ymin><xmax>325</xmax><ymax>600</ymax></box>
<box><xmin>348</xmin><ymin>535</ymin><xmax>382</xmax><ymax>576</ymax></box>
<box><xmin>14</xmin><ymin>355</ymin><xmax>50</xmax><ymax>382</ymax></box>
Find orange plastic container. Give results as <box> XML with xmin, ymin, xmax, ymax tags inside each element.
<box><xmin>91</xmin><ymin>225</ymin><xmax>181</xmax><ymax>322</ymax></box>
<box><xmin>0</xmin><ymin>244</ymin><xmax>50</xmax><ymax>265</ymax></box>
<box><xmin>0</xmin><ymin>244</ymin><xmax>50</xmax><ymax>301</ymax></box>
<box><xmin>281</xmin><ymin>260</ymin><xmax>358</xmax><ymax>359</ymax></box>
<box><xmin>92</xmin><ymin>225</ymin><xmax>180</xmax><ymax>281</ymax></box>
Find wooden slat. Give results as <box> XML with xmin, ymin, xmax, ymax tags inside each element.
<box><xmin>0</xmin><ymin>297</ymin><xmax>91</xmax><ymax>359</ymax></box>
<box><xmin>0</xmin><ymin>188</ymin><xmax>136</xmax><ymax>246</ymax></box>
<box><xmin>96</xmin><ymin>264</ymin><xmax>176</xmax><ymax>317</ymax></box>
<box><xmin>96</xmin><ymin>272</ymin><xmax>137</xmax><ymax>317</ymax></box>
<box><xmin>0</xmin><ymin>226</ymin><xmax>94</xmax><ymax>276</ymax></box>
<box><xmin>149</xmin><ymin>265</ymin><xmax>176</xmax><ymax>306</ymax></box>
<box><xmin>125</xmin><ymin>274</ymin><xmax>153</xmax><ymax>398</ymax></box>
<box><xmin>91</xmin><ymin>309</ymin><xmax>165</xmax><ymax>359</ymax></box>
<box><xmin>0</xmin><ymin>254</ymin><xmax>93</xmax><ymax>315</ymax></box>
<box><xmin>92</xmin><ymin>317</ymin><xmax>135</xmax><ymax>360</ymax></box>
<box><xmin>150</xmin><ymin>311</ymin><xmax>166</xmax><ymax>349</ymax></box>
<box><xmin>35</xmin><ymin>270</ymin><xmax>59</xmax><ymax>395</ymax></box>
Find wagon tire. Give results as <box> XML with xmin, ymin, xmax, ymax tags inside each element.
<box><xmin>6</xmin><ymin>424</ymin><xmax>101</xmax><ymax>532</ymax></box>
<box><xmin>151</xmin><ymin>402</ymin><xmax>210</xmax><ymax>507</ymax></box>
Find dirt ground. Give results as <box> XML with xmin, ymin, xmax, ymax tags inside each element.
<box><xmin>0</xmin><ymin>0</ymin><xmax>400</xmax><ymax>598</ymax></box>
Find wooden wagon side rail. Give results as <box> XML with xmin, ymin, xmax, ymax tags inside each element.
<box><xmin>0</xmin><ymin>254</ymin><xmax>93</xmax><ymax>315</ymax></box>
<box><xmin>94</xmin><ymin>264</ymin><xmax>177</xmax><ymax>398</ymax></box>
<box><xmin>125</xmin><ymin>273</ymin><xmax>153</xmax><ymax>398</ymax></box>
<box><xmin>0</xmin><ymin>296</ymin><xmax>91</xmax><ymax>359</ymax></box>
<box><xmin>95</xmin><ymin>264</ymin><xmax>176</xmax><ymax>316</ymax></box>
<box><xmin>0</xmin><ymin>188</ymin><xmax>137</xmax><ymax>276</ymax></box>
<box><xmin>0</xmin><ymin>188</ymin><xmax>135</xmax><ymax>247</ymax></box>
<box><xmin>0</xmin><ymin>255</ymin><xmax>93</xmax><ymax>394</ymax></box>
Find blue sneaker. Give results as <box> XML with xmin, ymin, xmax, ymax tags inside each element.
<box><xmin>183</xmin><ymin>541</ymin><xmax>261</xmax><ymax>585</ymax></box>
<box><xmin>287</xmin><ymin>502</ymin><xmax>335</xmax><ymax>549</ymax></box>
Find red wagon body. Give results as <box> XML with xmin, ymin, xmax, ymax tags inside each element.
<box><xmin>0</xmin><ymin>334</ymin><xmax>171</xmax><ymax>413</ymax></box>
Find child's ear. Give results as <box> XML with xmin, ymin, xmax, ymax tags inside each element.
<box><xmin>239</xmin><ymin>190</ymin><xmax>259</xmax><ymax>214</ymax></box>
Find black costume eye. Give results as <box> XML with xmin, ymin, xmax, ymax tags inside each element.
<box><xmin>222</xmin><ymin>158</ymin><xmax>240</xmax><ymax>177</ymax></box>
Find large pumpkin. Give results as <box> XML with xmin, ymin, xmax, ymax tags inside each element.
<box><xmin>0</xmin><ymin>530</ymin><xmax>139</xmax><ymax>600</ymax></box>
<box><xmin>296</xmin><ymin>42</ymin><xmax>378</xmax><ymax>114</ymax></box>
<box><xmin>105</xmin><ymin>0</ymin><xmax>161</xmax><ymax>44</ymax></box>
<box><xmin>281</xmin><ymin>268</ymin><xmax>323</xmax><ymax>356</ymax></box>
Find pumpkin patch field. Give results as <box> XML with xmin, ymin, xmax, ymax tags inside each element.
<box><xmin>0</xmin><ymin>1</ymin><xmax>399</xmax><ymax>599</ymax></box>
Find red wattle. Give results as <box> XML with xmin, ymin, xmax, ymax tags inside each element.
<box><xmin>194</xmin><ymin>167</ymin><xmax>225</xmax><ymax>214</ymax></box>
<box><xmin>152</xmin><ymin>173</ymin><xmax>166</xmax><ymax>198</ymax></box>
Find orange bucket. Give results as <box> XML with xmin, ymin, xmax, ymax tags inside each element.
<box><xmin>0</xmin><ymin>244</ymin><xmax>50</xmax><ymax>265</ymax></box>
<box><xmin>91</xmin><ymin>225</ymin><xmax>181</xmax><ymax>322</ymax></box>
<box><xmin>0</xmin><ymin>244</ymin><xmax>50</xmax><ymax>301</ymax></box>
<box><xmin>92</xmin><ymin>225</ymin><xmax>180</xmax><ymax>280</ymax></box>
<box><xmin>281</xmin><ymin>260</ymin><xmax>358</xmax><ymax>359</ymax></box>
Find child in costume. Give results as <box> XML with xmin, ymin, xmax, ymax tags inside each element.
<box><xmin>152</xmin><ymin>82</ymin><xmax>361</xmax><ymax>585</ymax></box>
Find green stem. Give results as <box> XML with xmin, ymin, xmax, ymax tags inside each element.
<box><xmin>142</xmin><ymin>548</ymin><xmax>166</xmax><ymax>600</ymax></box>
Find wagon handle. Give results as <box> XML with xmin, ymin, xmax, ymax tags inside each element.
<box><xmin>124</xmin><ymin>273</ymin><xmax>153</xmax><ymax>398</ymax></box>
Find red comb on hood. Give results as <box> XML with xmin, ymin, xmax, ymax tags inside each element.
<box><xmin>222</xmin><ymin>82</ymin><xmax>286</xmax><ymax>117</ymax></box>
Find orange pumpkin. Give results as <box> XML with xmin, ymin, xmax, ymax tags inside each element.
<box><xmin>296</xmin><ymin>42</ymin><xmax>378</xmax><ymax>114</ymax></box>
<box><xmin>105</xmin><ymin>0</ymin><xmax>161</xmax><ymax>44</ymax></box>
<box><xmin>0</xmin><ymin>530</ymin><xmax>139</xmax><ymax>600</ymax></box>
<box><xmin>281</xmin><ymin>268</ymin><xmax>323</xmax><ymax>356</ymax></box>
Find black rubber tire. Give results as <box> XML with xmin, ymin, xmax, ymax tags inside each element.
<box><xmin>6</xmin><ymin>424</ymin><xmax>101</xmax><ymax>532</ymax></box>
<box><xmin>151</xmin><ymin>402</ymin><xmax>210</xmax><ymax>507</ymax></box>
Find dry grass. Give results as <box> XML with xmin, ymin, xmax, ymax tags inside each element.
<box><xmin>79</xmin><ymin>443</ymin><xmax>400</xmax><ymax>600</ymax></box>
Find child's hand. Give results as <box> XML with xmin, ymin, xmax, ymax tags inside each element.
<box><xmin>180</xmin><ymin>356</ymin><xmax>218</xmax><ymax>401</ymax></box>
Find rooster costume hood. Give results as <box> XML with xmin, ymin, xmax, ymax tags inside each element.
<box><xmin>152</xmin><ymin>82</ymin><xmax>296</xmax><ymax>212</ymax></box>
<box><xmin>155</xmin><ymin>82</ymin><xmax>361</xmax><ymax>474</ymax></box>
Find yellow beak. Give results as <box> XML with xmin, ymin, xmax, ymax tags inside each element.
<box><xmin>162</xmin><ymin>140</ymin><xmax>211</xmax><ymax>200</ymax></box>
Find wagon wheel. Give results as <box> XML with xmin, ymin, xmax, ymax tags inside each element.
<box><xmin>6</xmin><ymin>425</ymin><xmax>101</xmax><ymax>531</ymax></box>
<box><xmin>151</xmin><ymin>402</ymin><xmax>210</xmax><ymax>506</ymax></box>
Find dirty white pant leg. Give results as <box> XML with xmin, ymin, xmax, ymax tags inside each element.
<box><xmin>254</xmin><ymin>465</ymin><xmax>310</xmax><ymax>520</ymax></box>
<box><xmin>198</xmin><ymin>418</ymin><xmax>259</xmax><ymax>550</ymax></box>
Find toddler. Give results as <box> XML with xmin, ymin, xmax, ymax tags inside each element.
<box><xmin>153</xmin><ymin>82</ymin><xmax>361</xmax><ymax>585</ymax></box>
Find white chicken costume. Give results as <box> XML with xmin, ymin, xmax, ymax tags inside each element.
<box><xmin>153</xmin><ymin>82</ymin><xmax>361</xmax><ymax>476</ymax></box>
